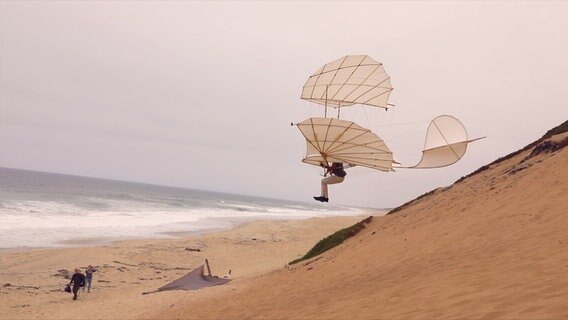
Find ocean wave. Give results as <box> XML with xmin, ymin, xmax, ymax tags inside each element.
<box><xmin>0</xmin><ymin>168</ymin><xmax>370</xmax><ymax>248</ymax></box>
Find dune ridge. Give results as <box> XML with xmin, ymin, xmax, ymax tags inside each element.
<box><xmin>155</xmin><ymin>123</ymin><xmax>568</xmax><ymax>319</ymax></box>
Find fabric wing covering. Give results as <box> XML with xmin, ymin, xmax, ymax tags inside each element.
<box><xmin>296</xmin><ymin>117</ymin><xmax>396</xmax><ymax>172</ymax></box>
<box><xmin>411</xmin><ymin>115</ymin><xmax>484</xmax><ymax>168</ymax></box>
<box><xmin>157</xmin><ymin>265</ymin><xmax>231</xmax><ymax>292</ymax></box>
<box><xmin>301</xmin><ymin>55</ymin><xmax>393</xmax><ymax>109</ymax></box>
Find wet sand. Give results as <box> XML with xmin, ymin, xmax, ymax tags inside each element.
<box><xmin>0</xmin><ymin>215</ymin><xmax>371</xmax><ymax>320</ymax></box>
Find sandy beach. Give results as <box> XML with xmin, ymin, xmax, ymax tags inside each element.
<box><xmin>3</xmin><ymin>1</ymin><xmax>568</xmax><ymax>319</ymax></box>
<box><xmin>0</xmin><ymin>215</ymin><xmax>370</xmax><ymax>320</ymax></box>
<box><xmin>2</xmin><ymin>130</ymin><xmax>567</xmax><ymax>320</ymax></box>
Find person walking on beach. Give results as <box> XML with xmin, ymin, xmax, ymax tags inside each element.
<box><xmin>314</xmin><ymin>162</ymin><xmax>347</xmax><ymax>202</ymax></box>
<box><xmin>69</xmin><ymin>268</ymin><xmax>85</xmax><ymax>301</ymax></box>
<box><xmin>83</xmin><ymin>265</ymin><xmax>97</xmax><ymax>293</ymax></box>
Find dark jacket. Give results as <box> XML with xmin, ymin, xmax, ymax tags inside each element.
<box><xmin>70</xmin><ymin>273</ymin><xmax>85</xmax><ymax>287</ymax></box>
<box><xmin>330</xmin><ymin>163</ymin><xmax>347</xmax><ymax>178</ymax></box>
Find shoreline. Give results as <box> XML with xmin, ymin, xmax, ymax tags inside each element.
<box><xmin>0</xmin><ymin>212</ymin><xmax>381</xmax><ymax>253</ymax></box>
<box><xmin>0</xmin><ymin>210</ymin><xmax>380</xmax><ymax>252</ymax></box>
<box><xmin>0</xmin><ymin>214</ymin><xmax>372</xmax><ymax>320</ymax></box>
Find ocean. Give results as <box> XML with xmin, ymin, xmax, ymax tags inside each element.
<box><xmin>0</xmin><ymin>168</ymin><xmax>373</xmax><ymax>249</ymax></box>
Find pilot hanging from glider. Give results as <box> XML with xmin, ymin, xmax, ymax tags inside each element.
<box><xmin>313</xmin><ymin>162</ymin><xmax>347</xmax><ymax>202</ymax></box>
<box><xmin>295</xmin><ymin>55</ymin><xmax>484</xmax><ymax>203</ymax></box>
<box><xmin>297</xmin><ymin>55</ymin><xmax>397</xmax><ymax>203</ymax></box>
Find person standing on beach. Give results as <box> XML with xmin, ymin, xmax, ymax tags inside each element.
<box><xmin>83</xmin><ymin>265</ymin><xmax>97</xmax><ymax>293</ymax></box>
<box><xmin>314</xmin><ymin>162</ymin><xmax>347</xmax><ymax>202</ymax></box>
<box><xmin>69</xmin><ymin>268</ymin><xmax>85</xmax><ymax>301</ymax></box>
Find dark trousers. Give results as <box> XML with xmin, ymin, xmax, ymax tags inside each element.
<box><xmin>72</xmin><ymin>285</ymin><xmax>81</xmax><ymax>300</ymax></box>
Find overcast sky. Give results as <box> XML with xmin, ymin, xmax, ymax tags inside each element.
<box><xmin>1</xmin><ymin>1</ymin><xmax>567</xmax><ymax>208</ymax></box>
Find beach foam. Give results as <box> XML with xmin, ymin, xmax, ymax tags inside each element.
<box><xmin>0</xmin><ymin>168</ymin><xmax>374</xmax><ymax>249</ymax></box>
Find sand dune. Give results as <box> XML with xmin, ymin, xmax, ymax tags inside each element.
<box><xmin>153</xmin><ymin>130</ymin><xmax>568</xmax><ymax>319</ymax></box>
<box><xmin>2</xmin><ymin>125</ymin><xmax>566</xmax><ymax>320</ymax></box>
